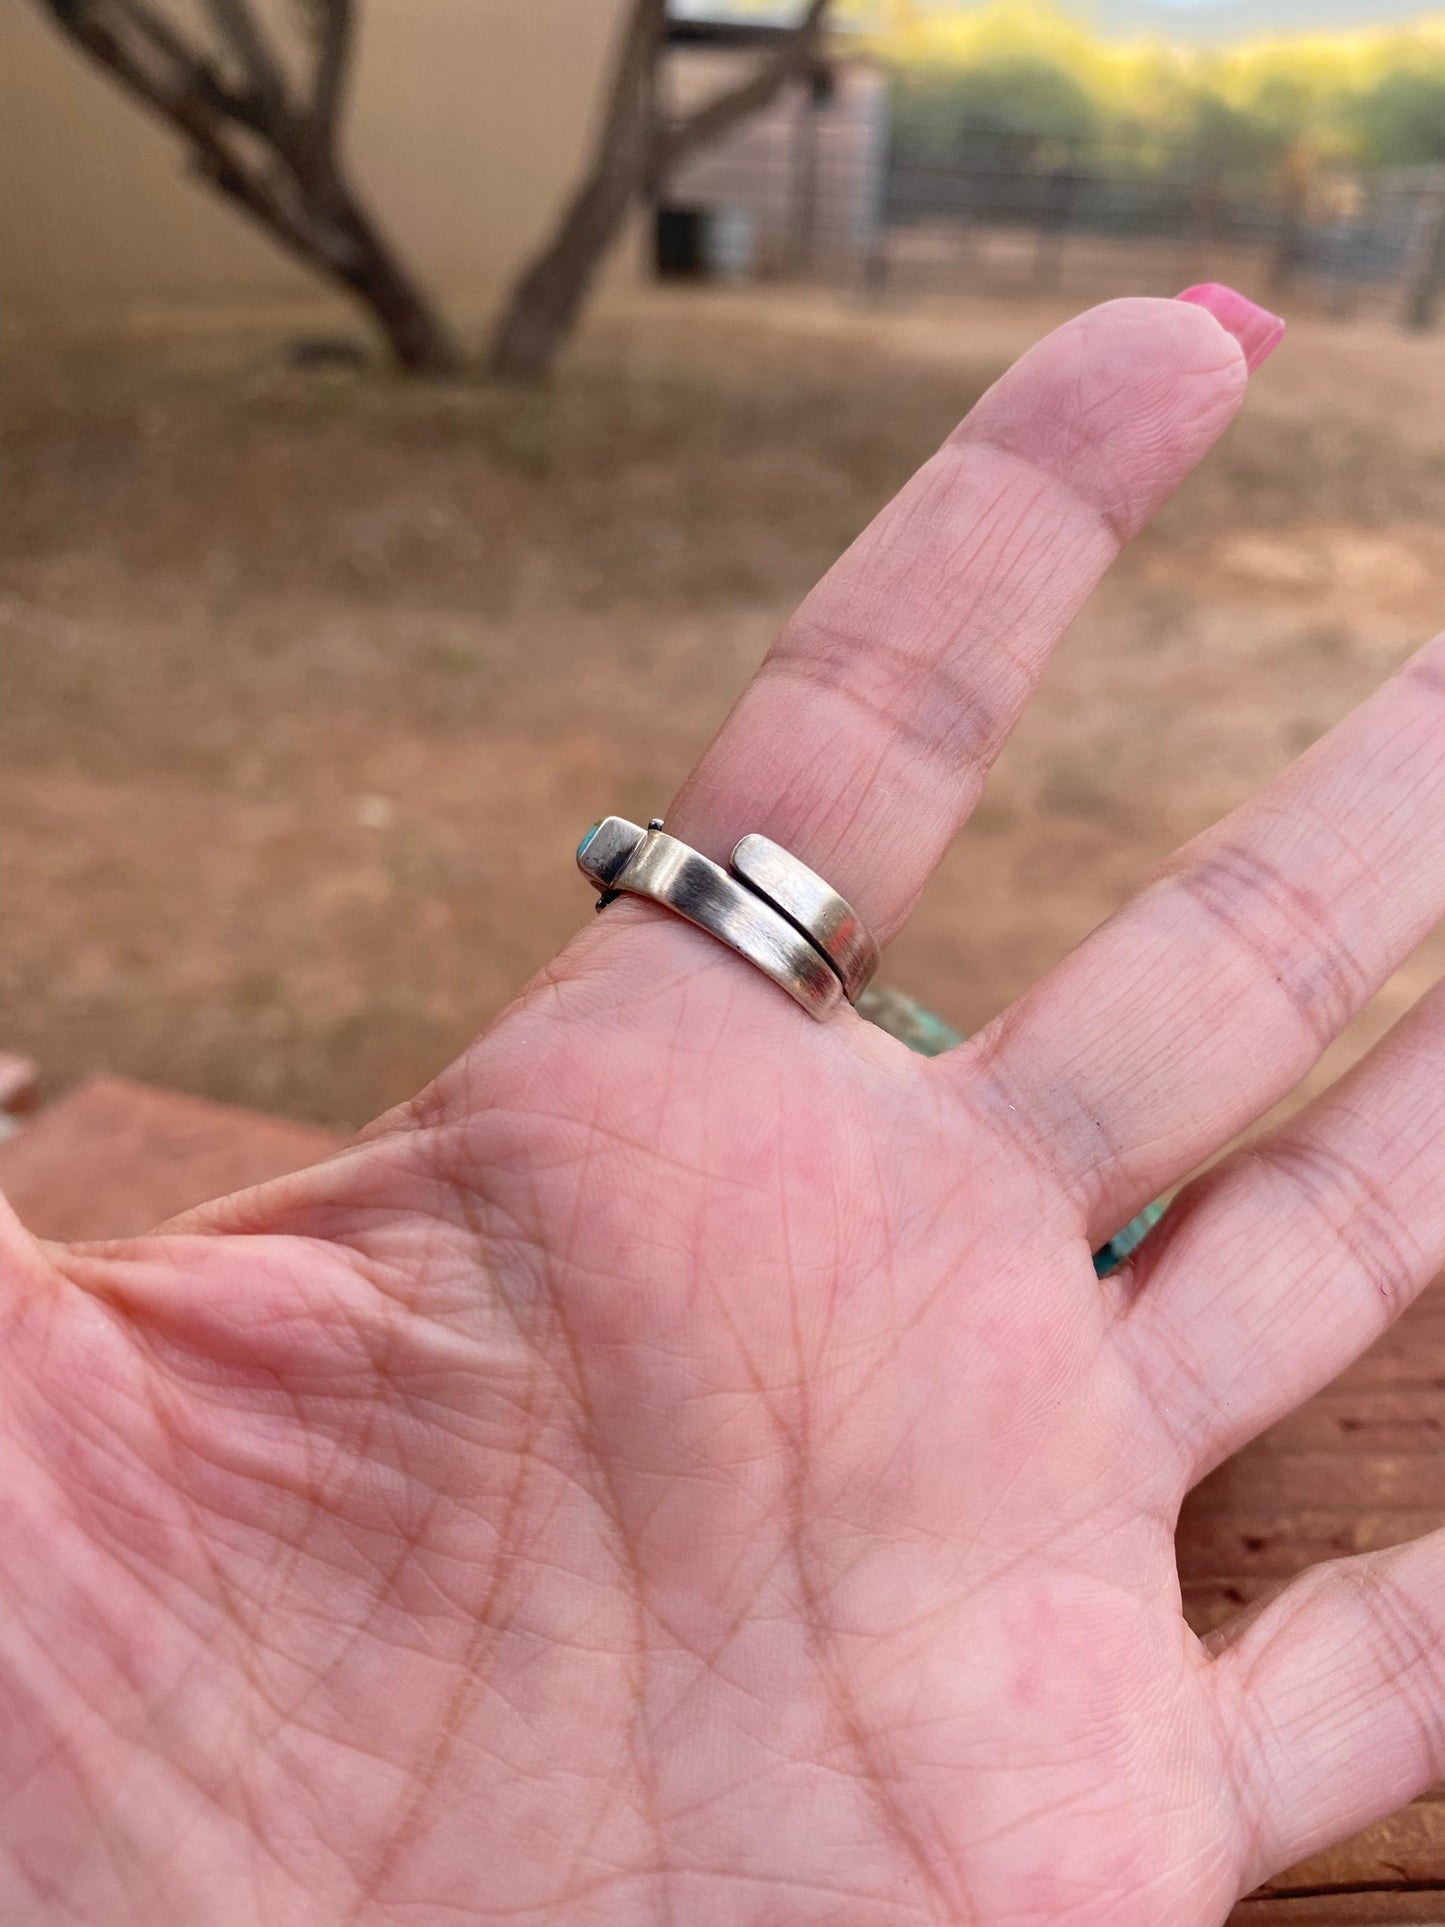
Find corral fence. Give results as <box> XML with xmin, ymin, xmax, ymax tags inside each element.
<box><xmin>659</xmin><ymin>61</ymin><xmax>1445</xmax><ymax>329</ymax></box>
<box><xmin>874</xmin><ymin>145</ymin><xmax>1445</xmax><ymax>326</ymax></box>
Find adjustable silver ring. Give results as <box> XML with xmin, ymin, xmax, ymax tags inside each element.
<box><xmin>728</xmin><ymin>832</ymin><xmax>879</xmax><ymax>1004</ymax></box>
<box><xmin>576</xmin><ymin>816</ymin><xmax>878</xmax><ymax>1020</ymax></box>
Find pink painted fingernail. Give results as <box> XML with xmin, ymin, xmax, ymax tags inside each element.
<box><xmin>1174</xmin><ymin>283</ymin><xmax>1285</xmax><ymax>371</ymax></box>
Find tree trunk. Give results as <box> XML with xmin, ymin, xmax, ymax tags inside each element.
<box><xmin>487</xmin><ymin>170</ymin><xmax>636</xmax><ymax>383</ymax></box>
<box><xmin>30</xmin><ymin>0</ymin><xmax>463</xmax><ymax>379</ymax></box>
<box><xmin>486</xmin><ymin>0</ymin><xmax>664</xmax><ymax>383</ymax></box>
<box><xmin>325</xmin><ymin>194</ymin><xmax>464</xmax><ymax>376</ymax></box>
<box><xmin>189</xmin><ymin>149</ymin><xmax>465</xmax><ymax>375</ymax></box>
<box><xmin>344</xmin><ymin>255</ymin><xmax>463</xmax><ymax>378</ymax></box>
<box><xmin>487</xmin><ymin>0</ymin><xmax>829</xmax><ymax>385</ymax></box>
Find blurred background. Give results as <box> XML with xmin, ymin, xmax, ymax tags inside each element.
<box><xmin>4</xmin><ymin>0</ymin><xmax>1445</xmax><ymax>1137</ymax></box>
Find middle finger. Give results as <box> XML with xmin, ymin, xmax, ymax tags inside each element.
<box><xmin>663</xmin><ymin>295</ymin><xmax>1256</xmax><ymax>949</ymax></box>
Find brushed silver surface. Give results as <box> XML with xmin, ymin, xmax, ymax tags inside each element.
<box><xmin>729</xmin><ymin>832</ymin><xmax>879</xmax><ymax>1002</ymax></box>
<box><xmin>612</xmin><ymin>826</ymin><xmax>843</xmax><ymax>1018</ymax></box>
<box><xmin>576</xmin><ymin>815</ymin><xmax>888</xmax><ymax>1020</ymax></box>
<box><xmin>576</xmin><ymin>816</ymin><xmax>647</xmax><ymax>893</ymax></box>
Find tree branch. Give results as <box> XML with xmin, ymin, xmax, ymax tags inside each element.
<box><xmin>32</xmin><ymin>0</ymin><xmax>463</xmax><ymax>373</ymax></box>
<box><xmin>488</xmin><ymin>0</ymin><xmax>831</xmax><ymax>381</ymax></box>
<box><xmin>308</xmin><ymin>0</ymin><xmax>354</xmax><ymax>149</ymax></box>
<box><xmin>37</xmin><ymin>2</ymin><xmax>333</xmax><ymax>263</ymax></box>
<box><xmin>658</xmin><ymin>0</ymin><xmax>831</xmax><ymax>182</ymax></box>
<box><xmin>198</xmin><ymin>0</ymin><xmax>290</xmax><ymax>118</ymax></box>
<box><xmin>106</xmin><ymin>0</ymin><xmax>212</xmax><ymax>74</ymax></box>
<box><xmin>589</xmin><ymin>0</ymin><xmax>669</xmax><ymax>187</ymax></box>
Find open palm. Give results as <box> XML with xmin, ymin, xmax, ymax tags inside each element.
<box><xmin>7</xmin><ymin>295</ymin><xmax>1445</xmax><ymax>1926</ymax></box>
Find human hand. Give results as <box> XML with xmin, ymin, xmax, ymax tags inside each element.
<box><xmin>7</xmin><ymin>292</ymin><xmax>1445</xmax><ymax>1927</ymax></box>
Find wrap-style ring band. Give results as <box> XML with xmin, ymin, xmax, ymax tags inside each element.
<box><xmin>576</xmin><ymin>816</ymin><xmax>879</xmax><ymax>1020</ymax></box>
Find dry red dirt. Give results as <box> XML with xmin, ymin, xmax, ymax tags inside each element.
<box><xmin>5</xmin><ymin>287</ymin><xmax>1445</xmax><ymax>1128</ymax></box>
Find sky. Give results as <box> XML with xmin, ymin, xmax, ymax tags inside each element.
<box><xmin>671</xmin><ymin>0</ymin><xmax>1441</xmax><ymax>41</ymax></box>
<box><xmin>1082</xmin><ymin>0</ymin><xmax>1435</xmax><ymax>37</ymax></box>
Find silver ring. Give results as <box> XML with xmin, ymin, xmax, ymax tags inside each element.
<box><xmin>728</xmin><ymin>832</ymin><xmax>879</xmax><ymax>1003</ymax></box>
<box><xmin>576</xmin><ymin>817</ymin><xmax>877</xmax><ymax>1020</ymax></box>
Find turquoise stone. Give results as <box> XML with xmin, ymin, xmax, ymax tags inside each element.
<box><xmin>576</xmin><ymin>821</ymin><xmax>602</xmax><ymax>864</ymax></box>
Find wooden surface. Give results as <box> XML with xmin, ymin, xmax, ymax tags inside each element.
<box><xmin>1236</xmin><ymin>1898</ymin><xmax>1445</xmax><ymax>1924</ymax></box>
<box><xmin>1179</xmin><ymin>1282</ymin><xmax>1445</xmax><ymax>1920</ymax></box>
<box><xmin>0</xmin><ymin>1074</ymin><xmax>1442</xmax><ymax>1920</ymax></box>
<box><xmin>0</xmin><ymin>1053</ymin><xmax>37</xmax><ymax>1119</ymax></box>
<box><xmin>0</xmin><ymin>1074</ymin><xmax>343</xmax><ymax>1239</ymax></box>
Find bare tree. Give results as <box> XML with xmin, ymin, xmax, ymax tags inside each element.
<box><xmin>488</xmin><ymin>0</ymin><xmax>831</xmax><ymax>383</ymax></box>
<box><xmin>31</xmin><ymin>0</ymin><xmax>462</xmax><ymax>376</ymax></box>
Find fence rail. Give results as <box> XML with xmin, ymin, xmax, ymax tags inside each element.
<box><xmin>662</xmin><ymin>90</ymin><xmax>1445</xmax><ymax>330</ymax></box>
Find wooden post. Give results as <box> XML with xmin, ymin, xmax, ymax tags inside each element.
<box><xmin>1268</xmin><ymin>144</ymin><xmax>1309</xmax><ymax>295</ymax></box>
<box><xmin>1402</xmin><ymin>175</ymin><xmax>1445</xmax><ymax>332</ymax></box>
<box><xmin>1326</xmin><ymin>178</ymin><xmax>1375</xmax><ymax>320</ymax></box>
<box><xmin>789</xmin><ymin>68</ymin><xmax>826</xmax><ymax>275</ymax></box>
<box><xmin>1032</xmin><ymin>162</ymin><xmax>1079</xmax><ymax>291</ymax></box>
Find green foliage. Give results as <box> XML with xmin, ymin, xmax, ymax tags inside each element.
<box><xmin>1182</xmin><ymin>91</ymin><xmax>1294</xmax><ymax>183</ymax></box>
<box><xmin>891</xmin><ymin>53</ymin><xmax>1097</xmax><ymax>162</ymax></box>
<box><xmin>872</xmin><ymin>2</ymin><xmax>1445</xmax><ymax>173</ymax></box>
<box><xmin>1351</xmin><ymin>65</ymin><xmax>1445</xmax><ymax>168</ymax></box>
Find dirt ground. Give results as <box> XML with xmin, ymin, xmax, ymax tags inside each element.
<box><xmin>5</xmin><ymin>285</ymin><xmax>1445</xmax><ymax>1130</ymax></box>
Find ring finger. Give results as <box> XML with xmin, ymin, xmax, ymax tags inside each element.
<box><xmin>1119</xmin><ymin>970</ymin><xmax>1445</xmax><ymax>1486</ymax></box>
